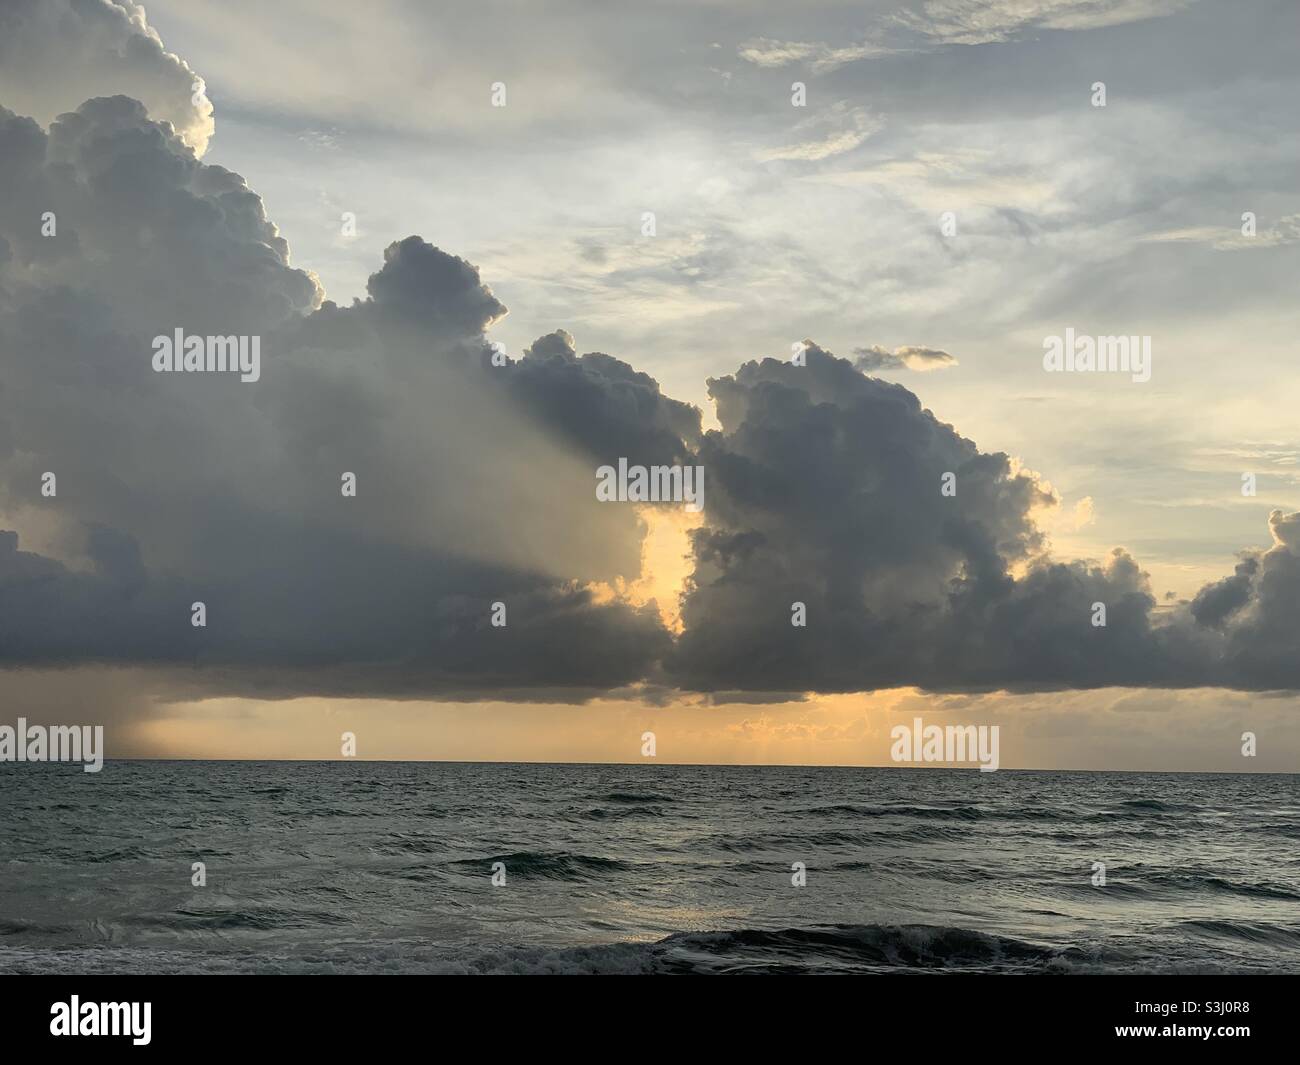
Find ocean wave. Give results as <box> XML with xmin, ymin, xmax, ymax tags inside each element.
<box><xmin>699</xmin><ymin>822</ymin><xmax>984</xmax><ymax>851</ymax></box>
<box><xmin>793</xmin><ymin>802</ymin><xmax>1090</xmax><ymax>823</ymax></box>
<box><xmin>596</xmin><ymin>792</ymin><xmax>675</xmax><ymax>804</ymax></box>
<box><xmin>580</xmin><ymin>805</ymin><xmax>666</xmax><ymax>820</ymax></box>
<box><xmin>1116</xmin><ymin>799</ymin><xmax>1197</xmax><ymax>812</ymax></box>
<box><xmin>123</xmin><ymin>908</ymin><xmax>352</xmax><ymax>932</ymax></box>
<box><xmin>798</xmin><ymin>803</ymin><xmax>991</xmax><ymax>820</ymax></box>
<box><xmin>1246</xmin><ymin>822</ymin><xmax>1300</xmax><ymax>840</ymax></box>
<box><xmin>1055</xmin><ymin>880</ymin><xmax>1150</xmax><ymax>899</ymax></box>
<box><xmin>455</xmin><ymin>924</ymin><xmax>1113</xmax><ymax>975</ymax></box>
<box><xmin>368</xmin><ymin>834</ymin><xmax>444</xmax><ymax>855</ymax></box>
<box><xmin>451</xmin><ymin>851</ymin><xmax>629</xmax><ymax>880</ymax></box>
<box><xmin>0</xmin><ymin>923</ymin><xmax>1097</xmax><ymax>974</ymax></box>
<box><xmin>7</xmin><ymin>920</ymin><xmax>1285</xmax><ymax>974</ymax></box>
<box><xmin>0</xmin><ymin>917</ymin><xmax>74</xmax><ymax>937</ymax></box>
<box><xmin>655</xmin><ymin>924</ymin><xmax>1085</xmax><ymax>973</ymax></box>
<box><xmin>1177</xmin><ymin>920</ymin><xmax>1300</xmax><ymax>947</ymax></box>
<box><xmin>84</xmin><ymin>847</ymin><xmax>149</xmax><ymax>862</ymax></box>
<box><xmin>1146</xmin><ymin>873</ymin><xmax>1300</xmax><ymax>900</ymax></box>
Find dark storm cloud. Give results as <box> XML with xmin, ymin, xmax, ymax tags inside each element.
<box><xmin>0</xmin><ymin>97</ymin><xmax>319</xmax><ymax>332</ymax></box>
<box><xmin>363</xmin><ymin>235</ymin><xmax>506</xmax><ymax>336</ymax></box>
<box><xmin>664</xmin><ymin>342</ymin><xmax>1147</xmax><ymax>692</ymax></box>
<box><xmin>1197</xmin><ymin>511</ymin><xmax>1300</xmax><ymax>692</ymax></box>
<box><xmin>1190</xmin><ymin>556</ymin><xmax>1257</xmax><ymax>629</ymax></box>
<box><xmin>506</xmin><ymin>328</ymin><xmax>702</xmax><ymax>465</ymax></box>
<box><xmin>0</xmin><ymin>100</ymin><xmax>680</xmax><ymax>699</ymax></box>
<box><xmin>4</xmin><ymin>79</ymin><xmax>1300</xmax><ymax>701</ymax></box>
<box><xmin>657</xmin><ymin>340</ymin><xmax>1300</xmax><ymax>694</ymax></box>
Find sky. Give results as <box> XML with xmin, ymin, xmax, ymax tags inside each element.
<box><xmin>0</xmin><ymin>0</ymin><xmax>1298</xmax><ymax>770</ymax></box>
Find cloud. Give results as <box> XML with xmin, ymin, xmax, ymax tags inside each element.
<box><xmin>1071</xmin><ymin>496</ymin><xmax>1095</xmax><ymax>529</ymax></box>
<box><xmin>508</xmin><ymin>328</ymin><xmax>703</xmax><ymax>466</ymax></box>
<box><xmin>854</xmin><ymin>344</ymin><xmax>959</xmax><ymax>372</ymax></box>
<box><xmin>363</xmin><ymin>234</ymin><xmax>507</xmax><ymax>336</ymax></box>
<box><xmin>1141</xmin><ymin>214</ymin><xmax>1300</xmax><ymax>251</ymax></box>
<box><xmin>737</xmin><ymin>36</ymin><xmax>901</xmax><ymax>73</ymax></box>
<box><xmin>896</xmin><ymin>0</ymin><xmax>1195</xmax><ymax>46</ymax></box>
<box><xmin>1197</xmin><ymin>510</ymin><xmax>1300</xmax><ymax>690</ymax></box>
<box><xmin>5</xmin><ymin>39</ymin><xmax>1300</xmax><ymax>707</ymax></box>
<box><xmin>1190</xmin><ymin>555</ymin><xmax>1256</xmax><ymax>628</ymax></box>
<box><xmin>755</xmin><ymin>104</ymin><xmax>884</xmax><ymax>163</ymax></box>
<box><xmin>736</xmin><ymin>2</ymin><xmax>1194</xmax><ymax>63</ymax></box>
<box><xmin>0</xmin><ymin>0</ymin><xmax>214</xmax><ymax>155</ymax></box>
<box><xmin>661</xmin><ymin>342</ymin><xmax>1300</xmax><ymax>694</ymax></box>
<box><xmin>0</xmin><ymin>95</ymin><xmax>319</xmax><ymax>332</ymax></box>
<box><xmin>0</xmin><ymin>97</ymin><xmax>685</xmax><ymax>700</ymax></box>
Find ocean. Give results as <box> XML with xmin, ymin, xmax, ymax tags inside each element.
<box><xmin>1</xmin><ymin>761</ymin><xmax>1296</xmax><ymax>974</ymax></box>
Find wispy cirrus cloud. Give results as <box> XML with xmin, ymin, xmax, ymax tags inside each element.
<box><xmin>755</xmin><ymin>103</ymin><xmax>884</xmax><ymax>163</ymax></box>
<box><xmin>737</xmin><ymin>35</ymin><xmax>903</xmax><ymax>72</ymax></box>
<box><xmin>1141</xmin><ymin>214</ymin><xmax>1300</xmax><ymax>251</ymax></box>
<box><xmin>895</xmin><ymin>0</ymin><xmax>1196</xmax><ymax>46</ymax></box>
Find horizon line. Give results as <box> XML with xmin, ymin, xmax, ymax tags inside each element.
<box><xmin>32</xmin><ymin>756</ymin><xmax>1297</xmax><ymax>776</ymax></box>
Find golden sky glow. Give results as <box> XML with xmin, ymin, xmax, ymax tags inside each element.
<box><xmin>112</xmin><ymin>687</ymin><xmax>1296</xmax><ymax>773</ymax></box>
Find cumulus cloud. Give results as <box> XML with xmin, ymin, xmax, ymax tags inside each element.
<box><xmin>1190</xmin><ymin>556</ymin><xmax>1256</xmax><ymax>629</ymax></box>
<box><xmin>0</xmin><ymin>0</ymin><xmax>214</xmax><ymax>155</ymax></box>
<box><xmin>0</xmin><ymin>97</ymin><xmax>682</xmax><ymax>699</ymax></box>
<box><xmin>654</xmin><ymin>341</ymin><xmax>1300</xmax><ymax>695</ymax></box>
<box><xmin>1196</xmin><ymin>510</ymin><xmax>1300</xmax><ymax>691</ymax></box>
<box><xmin>363</xmin><ymin>235</ymin><xmax>507</xmax><ymax>336</ymax></box>
<box><xmin>5</xmin><ymin>30</ymin><xmax>1300</xmax><ymax>708</ymax></box>
<box><xmin>665</xmin><ymin>342</ymin><xmax>1105</xmax><ymax>692</ymax></box>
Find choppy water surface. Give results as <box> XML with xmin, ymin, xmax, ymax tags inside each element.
<box><xmin>1</xmin><ymin>761</ymin><xmax>1296</xmax><ymax>973</ymax></box>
